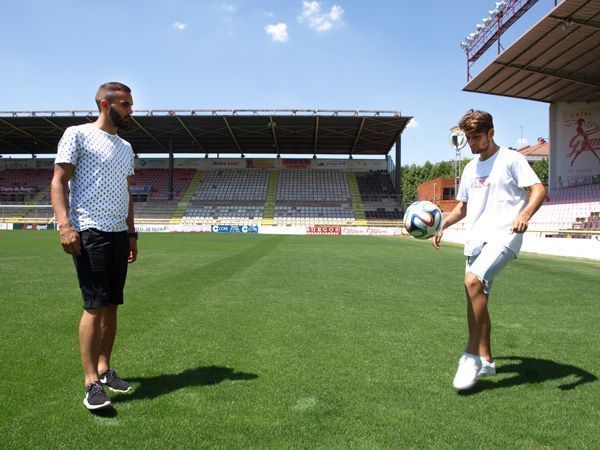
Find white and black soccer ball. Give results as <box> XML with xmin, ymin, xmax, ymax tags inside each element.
<box><xmin>403</xmin><ymin>201</ymin><xmax>443</xmax><ymax>239</ymax></box>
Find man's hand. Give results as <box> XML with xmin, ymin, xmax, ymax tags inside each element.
<box><xmin>59</xmin><ymin>225</ymin><xmax>81</xmax><ymax>256</ymax></box>
<box><xmin>128</xmin><ymin>238</ymin><xmax>138</xmax><ymax>263</ymax></box>
<box><xmin>432</xmin><ymin>228</ymin><xmax>444</xmax><ymax>249</ymax></box>
<box><xmin>511</xmin><ymin>211</ymin><xmax>531</xmax><ymax>233</ymax></box>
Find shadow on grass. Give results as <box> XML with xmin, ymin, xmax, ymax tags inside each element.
<box><xmin>90</xmin><ymin>406</ymin><xmax>118</xmax><ymax>417</ymax></box>
<box><xmin>113</xmin><ymin>366</ymin><xmax>258</xmax><ymax>402</ymax></box>
<box><xmin>459</xmin><ymin>355</ymin><xmax>598</xmax><ymax>396</ymax></box>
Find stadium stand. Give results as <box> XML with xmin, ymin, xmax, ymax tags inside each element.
<box><xmin>0</xmin><ymin>169</ymin><xmax>52</xmax><ymax>203</ymax></box>
<box><xmin>131</xmin><ymin>168</ymin><xmax>195</xmax><ymax>201</ymax></box>
<box><xmin>277</xmin><ymin>170</ymin><xmax>349</xmax><ymax>202</ymax></box>
<box><xmin>181</xmin><ymin>169</ymin><xmax>268</xmax><ymax>225</ymax></box>
<box><xmin>529</xmin><ymin>184</ymin><xmax>600</xmax><ymax>234</ymax></box>
<box><xmin>273</xmin><ymin>205</ymin><xmax>355</xmax><ymax>226</ymax></box>
<box><xmin>356</xmin><ymin>171</ymin><xmax>397</xmax><ymax>202</ymax></box>
<box><xmin>193</xmin><ymin>170</ymin><xmax>268</xmax><ymax>201</ymax></box>
<box><xmin>181</xmin><ymin>205</ymin><xmax>264</xmax><ymax>226</ymax></box>
<box><xmin>355</xmin><ymin>171</ymin><xmax>402</xmax><ymax>224</ymax></box>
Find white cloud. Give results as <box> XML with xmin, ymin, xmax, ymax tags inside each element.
<box><xmin>406</xmin><ymin>118</ymin><xmax>419</xmax><ymax>128</ymax></box>
<box><xmin>517</xmin><ymin>137</ymin><xmax>529</xmax><ymax>148</ymax></box>
<box><xmin>219</xmin><ymin>3</ymin><xmax>236</xmax><ymax>13</ymax></box>
<box><xmin>265</xmin><ymin>23</ymin><xmax>289</xmax><ymax>42</ymax></box>
<box><xmin>299</xmin><ymin>1</ymin><xmax>344</xmax><ymax>32</ymax></box>
<box><xmin>173</xmin><ymin>22</ymin><xmax>187</xmax><ymax>30</ymax></box>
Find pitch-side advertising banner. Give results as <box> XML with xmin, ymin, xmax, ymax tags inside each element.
<box><xmin>134</xmin><ymin>224</ymin><xmax>211</xmax><ymax>233</ymax></box>
<box><xmin>307</xmin><ymin>226</ymin><xmax>342</xmax><ymax>235</ymax></box>
<box><xmin>211</xmin><ymin>224</ymin><xmax>259</xmax><ymax>233</ymax></box>
<box><xmin>552</xmin><ymin>102</ymin><xmax>600</xmax><ymax>188</ymax></box>
<box><xmin>341</xmin><ymin>227</ymin><xmax>402</xmax><ymax>236</ymax></box>
<box><xmin>0</xmin><ymin>159</ymin><xmax>54</xmax><ymax>170</ymax></box>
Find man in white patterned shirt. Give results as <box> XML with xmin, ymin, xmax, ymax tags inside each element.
<box><xmin>51</xmin><ymin>82</ymin><xmax>138</xmax><ymax>410</ymax></box>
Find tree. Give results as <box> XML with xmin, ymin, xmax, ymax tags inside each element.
<box><xmin>532</xmin><ymin>158</ymin><xmax>548</xmax><ymax>188</ymax></box>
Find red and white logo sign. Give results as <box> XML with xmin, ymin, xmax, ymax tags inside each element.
<box><xmin>307</xmin><ymin>226</ymin><xmax>341</xmax><ymax>235</ymax></box>
<box><xmin>566</xmin><ymin>118</ymin><xmax>600</xmax><ymax>167</ymax></box>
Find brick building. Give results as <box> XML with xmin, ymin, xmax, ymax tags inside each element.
<box><xmin>417</xmin><ymin>177</ymin><xmax>458</xmax><ymax>212</ymax></box>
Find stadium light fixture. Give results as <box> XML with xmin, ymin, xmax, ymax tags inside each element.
<box><xmin>482</xmin><ymin>17</ymin><xmax>492</xmax><ymax>24</ymax></box>
<box><xmin>476</xmin><ymin>23</ymin><xmax>484</xmax><ymax>30</ymax></box>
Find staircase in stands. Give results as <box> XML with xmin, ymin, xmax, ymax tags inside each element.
<box><xmin>16</xmin><ymin>186</ymin><xmax>52</xmax><ymax>222</ymax></box>
<box><xmin>170</xmin><ymin>170</ymin><xmax>204</xmax><ymax>224</ymax></box>
<box><xmin>347</xmin><ymin>172</ymin><xmax>367</xmax><ymax>226</ymax></box>
<box><xmin>261</xmin><ymin>170</ymin><xmax>279</xmax><ymax>226</ymax></box>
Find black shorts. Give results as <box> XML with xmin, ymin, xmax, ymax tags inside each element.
<box><xmin>73</xmin><ymin>228</ymin><xmax>130</xmax><ymax>310</ymax></box>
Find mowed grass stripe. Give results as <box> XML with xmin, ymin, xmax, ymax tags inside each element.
<box><xmin>0</xmin><ymin>231</ymin><xmax>598</xmax><ymax>448</ymax></box>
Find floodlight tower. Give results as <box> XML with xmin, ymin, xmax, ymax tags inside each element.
<box><xmin>460</xmin><ymin>0</ymin><xmax>544</xmax><ymax>81</ymax></box>
<box><xmin>449</xmin><ymin>127</ymin><xmax>467</xmax><ymax>196</ymax></box>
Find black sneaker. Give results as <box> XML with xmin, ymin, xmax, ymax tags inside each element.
<box><xmin>84</xmin><ymin>381</ymin><xmax>112</xmax><ymax>410</ymax></box>
<box><xmin>100</xmin><ymin>368</ymin><xmax>132</xmax><ymax>393</ymax></box>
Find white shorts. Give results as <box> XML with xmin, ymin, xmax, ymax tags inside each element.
<box><xmin>465</xmin><ymin>243</ymin><xmax>516</xmax><ymax>295</ymax></box>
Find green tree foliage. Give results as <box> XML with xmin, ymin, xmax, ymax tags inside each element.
<box><xmin>532</xmin><ymin>158</ymin><xmax>548</xmax><ymax>188</ymax></box>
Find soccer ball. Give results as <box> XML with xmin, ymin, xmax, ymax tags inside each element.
<box><xmin>403</xmin><ymin>201</ymin><xmax>443</xmax><ymax>239</ymax></box>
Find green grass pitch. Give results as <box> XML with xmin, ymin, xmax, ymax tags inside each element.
<box><xmin>0</xmin><ymin>231</ymin><xmax>599</xmax><ymax>448</ymax></box>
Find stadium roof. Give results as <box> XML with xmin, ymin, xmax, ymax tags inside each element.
<box><xmin>0</xmin><ymin>109</ymin><xmax>412</xmax><ymax>156</ymax></box>
<box><xmin>464</xmin><ymin>0</ymin><xmax>600</xmax><ymax>103</ymax></box>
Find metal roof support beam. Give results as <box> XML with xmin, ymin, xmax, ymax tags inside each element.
<box><xmin>41</xmin><ymin>117</ymin><xmax>65</xmax><ymax>133</ymax></box>
<box><xmin>175</xmin><ymin>116</ymin><xmax>207</xmax><ymax>153</ymax></box>
<box><xmin>0</xmin><ymin>118</ymin><xmax>55</xmax><ymax>152</ymax></box>
<box><xmin>269</xmin><ymin>116</ymin><xmax>279</xmax><ymax>154</ymax></box>
<box><xmin>350</xmin><ymin>118</ymin><xmax>366</xmax><ymax>156</ymax></box>
<box><xmin>495</xmin><ymin>62</ymin><xmax>600</xmax><ymax>88</ymax></box>
<box><xmin>548</xmin><ymin>15</ymin><xmax>600</xmax><ymax>32</ymax></box>
<box><xmin>313</xmin><ymin>116</ymin><xmax>319</xmax><ymax>155</ymax></box>
<box><xmin>222</xmin><ymin>116</ymin><xmax>242</xmax><ymax>152</ymax></box>
<box><xmin>129</xmin><ymin>117</ymin><xmax>170</xmax><ymax>152</ymax></box>
<box><xmin>395</xmin><ymin>135</ymin><xmax>402</xmax><ymax>205</ymax></box>
<box><xmin>168</xmin><ymin>138</ymin><xmax>174</xmax><ymax>201</ymax></box>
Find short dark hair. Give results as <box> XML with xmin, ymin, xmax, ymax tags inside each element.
<box><xmin>459</xmin><ymin>109</ymin><xmax>494</xmax><ymax>134</ymax></box>
<box><xmin>95</xmin><ymin>82</ymin><xmax>131</xmax><ymax>111</ymax></box>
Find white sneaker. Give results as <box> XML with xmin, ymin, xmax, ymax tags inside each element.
<box><xmin>453</xmin><ymin>353</ymin><xmax>482</xmax><ymax>391</ymax></box>
<box><xmin>478</xmin><ymin>359</ymin><xmax>496</xmax><ymax>377</ymax></box>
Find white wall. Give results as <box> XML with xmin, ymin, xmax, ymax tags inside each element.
<box><xmin>443</xmin><ymin>228</ymin><xmax>600</xmax><ymax>261</ymax></box>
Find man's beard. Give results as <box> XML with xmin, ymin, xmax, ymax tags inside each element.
<box><xmin>109</xmin><ymin>106</ymin><xmax>130</xmax><ymax>129</ymax></box>
<box><xmin>470</xmin><ymin>137</ymin><xmax>490</xmax><ymax>154</ymax></box>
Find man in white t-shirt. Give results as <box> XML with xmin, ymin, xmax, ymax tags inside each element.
<box><xmin>432</xmin><ymin>110</ymin><xmax>546</xmax><ymax>391</ymax></box>
<box><xmin>51</xmin><ymin>82</ymin><xmax>138</xmax><ymax>410</ymax></box>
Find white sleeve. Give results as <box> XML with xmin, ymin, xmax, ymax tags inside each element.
<box><xmin>128</xmin><ymin>147</ymin><xmax>135</xmax><ymax>176</ymax></box>
<box><xmin>55</xmin><ymin>127</ymin><xmax>79</xmax><ymax>166</ymax></box>
<box><xmin>456</xmin><ymin>169</ymin><xmax>470</xmax><ymax>202</ymax></box>
<box><xmin>512</xmin><ymin>154</ymin><xmax>541</xmax><ymax>188</ymax></box>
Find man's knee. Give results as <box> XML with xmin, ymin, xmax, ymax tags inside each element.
<box><xmin>464</xmin><ymin>272</ymin><xmax>484</xmax><ymax>295</ymax></box>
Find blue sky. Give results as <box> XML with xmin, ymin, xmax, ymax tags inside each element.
<box><xmin>0</xmin><ymin>0</ymin><xmax>556</xmax><ymax>165</ymax></box>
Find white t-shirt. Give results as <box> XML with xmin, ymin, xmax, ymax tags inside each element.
<box><xmin>457</xmin><ymin>147</ymin><xmax>541</xmax><ymax>257</ymax></box>
<box><xmin>55</xmin><ymin>124</ymin><xmax>134</xmax><ymax>232</ymax></box>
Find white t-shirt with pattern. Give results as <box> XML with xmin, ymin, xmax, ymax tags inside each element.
<box><xmin>55</xmin><ymin>124</ymin><xmax>134</xmax><ymax>232</ymax></box>
<box><xmin>457</xmin><ymin>147</ymin><xmax>541</xmax><ymax>257</ymax></box>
